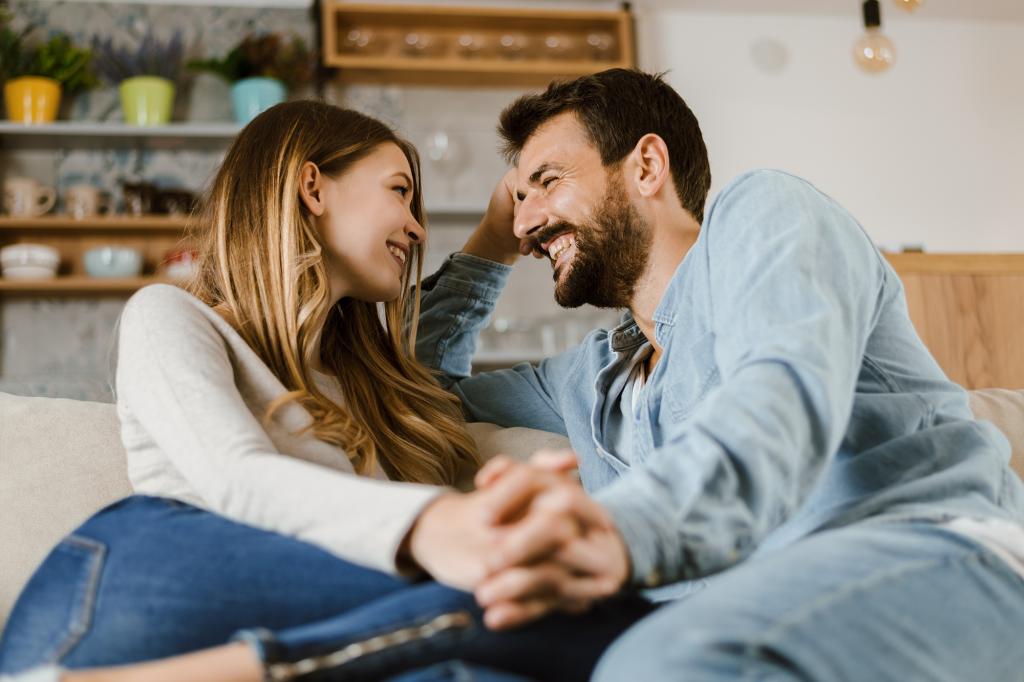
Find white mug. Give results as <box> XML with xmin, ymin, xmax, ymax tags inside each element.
<box><xmin>3</xmin><ymin>177</ymin><xmax>57</xmax><ymax>217</ymax></box>
<box><xmin>65</xmin><ymin>184</ymin><xmax>113</xmax><ymax>220</ymax></box>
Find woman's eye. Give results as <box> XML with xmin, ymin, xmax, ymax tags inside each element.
<box><xmin>541</xmin><ymin>176</ymin><xmax>557</xmax><ymax>189</ymax></box>
<box><xmin>393</xmin><ymin>185</ymin><xmax>409</xmax><ymax>197</ymax></box>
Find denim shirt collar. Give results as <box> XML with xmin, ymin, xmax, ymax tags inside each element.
<box><xmin>608</xmin><ymin>312</ymin><xmax>648</xmax><ymax>353</ymax></box>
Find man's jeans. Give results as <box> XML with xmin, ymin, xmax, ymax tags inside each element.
<box><xmin>0</xmin><ymin>496</ymin><xmax>653</xmax><ymax>681</ymax></box>
<box><xmin>594</xmin><ymin>520</ymin><xmax>1024</xmax><ymax>681</ymax></box>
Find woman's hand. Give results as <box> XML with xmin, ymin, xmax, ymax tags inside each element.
<box><xmin>461</xmin><ymin>169</ymin><xmax>530</xmax><ymax>265</ymax></box>
<box><xmin>403</xmin><ymin>492</ymin><xmax>501</xmax><ymax>591</ymax></box>
<box><xmin>402</xmin><ymin>459</ymin><xmax>583</xmax><ymax>592</ymax></box>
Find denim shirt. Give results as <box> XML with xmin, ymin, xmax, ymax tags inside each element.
<box><xmin>415</xmin><ymin>169</ymin><xmax>1024</xmax><ymax>588</ymax></box>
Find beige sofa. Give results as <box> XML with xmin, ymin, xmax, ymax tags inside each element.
<box><xmin>2</xmin><ymin>389</ymin><xmax>1023</xmax><ymax>633</ymax></box>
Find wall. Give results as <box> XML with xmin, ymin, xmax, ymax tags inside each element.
<box><xmin>633</xmin><ymin>4</ymin><xmax>1024</xmax><ymax>251</ymax></box>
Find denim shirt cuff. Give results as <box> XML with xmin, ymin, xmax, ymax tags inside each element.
<box><xmin>597</xmin><ymin>482</ymin><xmax>682</xmax><ymax>589</ymax></box>
<box><xmin>420</xmin><ymin>252</ymin><xmax>512</xmax><ymax>303</ymax></box>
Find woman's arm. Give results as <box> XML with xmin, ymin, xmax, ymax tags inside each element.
<box><xmin>116</xmin><ymin>285</ymin><xmax>442</xmax><ymax>574</ymax></box>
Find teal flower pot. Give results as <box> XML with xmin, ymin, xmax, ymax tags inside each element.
<box><xmin>231</xmin><ymin>77</ymin><xmax>286</xmax><ymax>124</ymax></box>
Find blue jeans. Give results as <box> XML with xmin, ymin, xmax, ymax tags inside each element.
<box><xmin>593</xmin><ymin>520</ymin><xmax>1024</xmax><ymax>681</ymax></box>
<box><xmin>0</xmin><ymin>496</ymin><xmax>655</xmax><ymax>681</ymax></box>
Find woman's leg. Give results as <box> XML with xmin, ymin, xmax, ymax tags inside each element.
<box><xmin>2</xmin><ymin>494</ymin><xmax>656</xmax><ymax>681</ymax></box>
<box><xmin>0</xmin><ymin>495</ymin><xmax>408</xmax><ymax>672</ymax></box>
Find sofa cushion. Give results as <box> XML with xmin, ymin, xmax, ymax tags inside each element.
<box><xmin>1</xmin><ymin>389</ymin><xmax>1021</xmax><ymax>633</ymax></box>
<box><xmin>0</xmin><ymin>393</ymin><xmax>133</xmax><ymax>633</ymax></box>
<box><xmin>969</xmin><ymin>389</ymin><xmax>1024</xmax><ymax>480</ymax></box>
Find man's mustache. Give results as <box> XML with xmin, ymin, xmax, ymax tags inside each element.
<box><xmin>527</xmin><ymin>222</ymin><xmax>579</xmax><ymax>258</ymax></box>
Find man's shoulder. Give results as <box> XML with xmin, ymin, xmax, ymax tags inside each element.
<box><xmin>710</xmin><ymin>169</ymin><xmax>823</xmax><ymax>212</ymax></box>
<box><xmin>703</xmin><ymin>169</ymin><xmax>870</xmax><ymax>247</ymax></box>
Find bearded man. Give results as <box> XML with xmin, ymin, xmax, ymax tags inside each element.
<box><xmin>413</xmin><ymin>68</ymin><xmax>1024</xmax><ymax>681</ymax></box>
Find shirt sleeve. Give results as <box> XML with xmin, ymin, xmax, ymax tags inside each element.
<box><xmin>415</xmin><ymin>253</ymin><xmax>573</xmax><ymax>435</ymax></box>
<box><xmin>596</xmin><ymin>170</ymin><xmax>889</xmax><ymax>586</ymax></box>
<box><xmin>116</xmin><ymin>285</ymin><xmax>443</xmax><ymax>575</ymax></box>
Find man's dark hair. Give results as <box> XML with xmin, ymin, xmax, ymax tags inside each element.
<box><xmin>498</xmin><ymin>69</ymin><xmax>711</xmax><ymax>223</ymax></box>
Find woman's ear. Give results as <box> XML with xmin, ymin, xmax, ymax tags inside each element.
<box><xmin>298</xmin><ymin>161</ymin><xmax>325</xmax><ymax>216</ymax></box>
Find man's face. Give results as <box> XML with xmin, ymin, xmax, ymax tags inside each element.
<box><xmin>513</xmin><ymin>112</ymin><xmax>651</xmax><ymax>309</ymax></box>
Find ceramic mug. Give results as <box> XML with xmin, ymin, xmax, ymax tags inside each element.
<box><xmin>3</xmin><ymin>177</ymin><xmax>57</xmax><ymax>217</ymax></box>
<box><xmin>65</xmin><ymin>184</ymin><xmax>113</xmax><ymax>220</ymax></box>
<box><xmin>154</xmin><ymin>188</ymin><xmax>196</xmax><ymax>216</ymax></box>
<box><xmin>121</xmin><ymin>181</ymin><xmax>157</xmax><ymax>216</ymax></box>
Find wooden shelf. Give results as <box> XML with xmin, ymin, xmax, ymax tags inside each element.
<box><xmin>0</xmin><ymin>121</ymin><xmax>240</xmax><ymax>150</ymax></box>
<box><xmin>0</xmin><ymin>216</ymin><xmax>188</xmax><ymax>231</ymax></box>
<box><xmin>0</xmin><ymin>276</ymin><xmax>179</xmax><ymax>296</ymax></box>
<box><xmin>323</xmin><ymin>2</ymin><xmax>635</xmax><ymax>86</ymax></box>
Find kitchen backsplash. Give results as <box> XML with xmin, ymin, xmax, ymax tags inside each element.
<box><xmin>1</xmin><ymin>1</ymin><xmax>619</xmax><ymax>401</ymax></box>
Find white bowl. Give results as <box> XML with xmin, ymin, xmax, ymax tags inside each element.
<box><xmin>0</xmin><ymin>243</ymin><xmax>61</xmax><ymax>268</ymax></box>
<box><xmin>1</xmin><ymin>264</ymin><xmax>58</xmax><ymax>279</ymax></box>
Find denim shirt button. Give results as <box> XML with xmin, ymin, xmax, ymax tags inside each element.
<box><xmin>644</xmin><ymin>569</ymin><xmax>661</xmax><ymax>587</ymax></box>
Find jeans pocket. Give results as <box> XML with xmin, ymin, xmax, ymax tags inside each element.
<box><xmin>0</xmin><ymin>534</ymin><xmax>106</xmax><ymax>672</ymax></box>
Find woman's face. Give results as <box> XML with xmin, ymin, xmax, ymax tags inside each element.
<box><xmin>306</xmin><ymin>142</ymin><xmax>426</xmax><ymax>304</ymax></box>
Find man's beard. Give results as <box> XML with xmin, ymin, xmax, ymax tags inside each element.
<box><xmin>550</xmin><ymin>181</ymin><xmax>652</xmax><ymax>310</ymax></box>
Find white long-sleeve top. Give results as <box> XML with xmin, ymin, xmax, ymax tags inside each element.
<box><xmin>115</xmin><ymin>284</ymin><xmax>443</xmax><ymax>574</ymax></box>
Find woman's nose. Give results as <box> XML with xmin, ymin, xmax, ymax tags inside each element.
<box><xmin>407</xmin><ymin>219</ymin><xmax>427</xmax><ymax>244</ymax></box>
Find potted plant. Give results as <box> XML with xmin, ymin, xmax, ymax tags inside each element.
<box><xmin>1</xmin><ymin>11</ymin><xmax>97</xmax><ymax>124</ymax></box>
<box><xmin>92</xmin><ymin>29</ymin><xmax>185</xmax><ymax>126</ymax></box>
<box><xmin>188</xmin><ymin>32</ymin><xmax>314</xmax><ymax>124</ymax></box>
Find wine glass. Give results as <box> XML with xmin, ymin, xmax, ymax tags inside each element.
<box><xmin>423</xmin><ymin>130</ymin><xmax>462</xmax><ymax>203</ymax></box>
<box><xmin>586</xmin><ymin>31</ymin><xmax>617</xmax><ymax>61</ymax></box>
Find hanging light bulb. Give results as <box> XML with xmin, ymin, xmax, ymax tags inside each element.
<box><xmin>893</xmin><ymin>0</ymin><xmax>923</xmax><ymax>12</ymax></box>
<box><xmin>853</xmin><ymin>0</ymin><xmax>896</xmax><ymax>73</ymax></box>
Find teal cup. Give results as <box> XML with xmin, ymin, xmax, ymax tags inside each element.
<box><xmin>231</xmin><ymin>77</ymin><xmax>286</xmax><ymax>124</ymax></box>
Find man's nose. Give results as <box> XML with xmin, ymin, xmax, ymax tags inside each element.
<box><xmin>513</xmin><ymin>193</ymin><xmax>546</xmax><ymax>241</ymax></box>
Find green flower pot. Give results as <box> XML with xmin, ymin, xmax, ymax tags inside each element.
<box><xmin>119</xmin><ymin>76</ymin><xmax>175</xmax><ymax>126</ymax></box>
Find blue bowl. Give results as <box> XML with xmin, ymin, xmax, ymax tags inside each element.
<box><xmin>84</xmin><ymin>246</ymin><xmax>143</xmax><ymax>278</ymax></box>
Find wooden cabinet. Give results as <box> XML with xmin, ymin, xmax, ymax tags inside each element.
<box><xmin>322</xmin><ymin>2</ymin><xmax>635</xmax><ymax>86</ymax></box>
<box><xmin>886</xmin><ymin>253</ymin><xmax>1024</xmax><ymax>389</ymax></box>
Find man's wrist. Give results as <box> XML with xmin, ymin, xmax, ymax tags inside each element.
<box><xmin>462</xmin><ymin>223</ymin><xmax>519</xmax><ymax>265</ymax></box>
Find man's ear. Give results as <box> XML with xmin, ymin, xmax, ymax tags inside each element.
<box><xmin>298</xmin><ymin>161</ymin><xmax>325</xmax><ymax>216</ymax></box>
<box><xmin>628</xmin><ymin>134</ymin><xmax>672</xmax><ymax>199</ymax></box>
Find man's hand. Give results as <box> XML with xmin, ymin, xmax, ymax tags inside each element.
<box><xmin>473</xmin><ymin>453</ymin><xmax>632</xmax><ymax>630</ymax></box>
<box><xmin>462</xmin><ymin>169</ymin><xmax>531</xmax><ymax>265</ymax></box>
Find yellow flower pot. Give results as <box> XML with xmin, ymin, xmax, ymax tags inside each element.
<box><xmin>3</xmin><ymin>76</ymin><xmax>62</xmax><ymax>124</ymax></box>
<box><xmin>119</xmin><ymin>76</ymin><xmax>175</xmax><ymax>126</ymax></box>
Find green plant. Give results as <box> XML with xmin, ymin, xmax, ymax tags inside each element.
<box><xmin>188</xmin><ymin>33</ymin><xmax>315</xmax><ymax>90</ymax></box>
<box><xmin>92</xmin><ymin>29</ymin><xmax>185</xmax><ymax>83</ymax></box>
<box><xmin>0</xmin><ymin>11</ymin><xmax>97</xmax><ymax>92</ymax></box>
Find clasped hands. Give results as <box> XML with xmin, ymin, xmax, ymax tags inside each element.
<box><xmin>407</xmin><ymin>450</ymin><xmax>631</xmax><ymax>630</ymax></box>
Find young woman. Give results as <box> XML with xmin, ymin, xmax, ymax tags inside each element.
<box><xmin>0</xmin><ymin>102</ymin><xmax>652</xmax><ymax>682</ymax></box>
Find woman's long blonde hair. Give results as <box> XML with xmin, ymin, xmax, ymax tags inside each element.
<box><xmin>187</xmin><ymin>101</ymin><xmax>479</xmax><ymax>485</ymax></box>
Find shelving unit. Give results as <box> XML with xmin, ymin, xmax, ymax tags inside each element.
<box><xmin>0</xmin><ymin>121</ymin><xmax>235</xmax><ymax>296</ymax></box>
<box><xmin>0</xmin><ymin>215</ymin><xmax>193</xmax><ymax>297</ymax></box>
<box><xmin>0</xmin><ymin>121</ymin><xmax>242</xmax><ymax>150</ymax></box>
<box><xmin>322</xmin><ymin>2</ymin><xmax>635</xmax><ymax>86</ymax></box>
<box><xmin>0</xmin><ymin>276</ymin><xmax>178</xmax><ymax>295</ymax></box>
<box><xmin>0</xmin><ymin>216</ymin><xmax>187</xmax><ymax>231</ymax></box>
